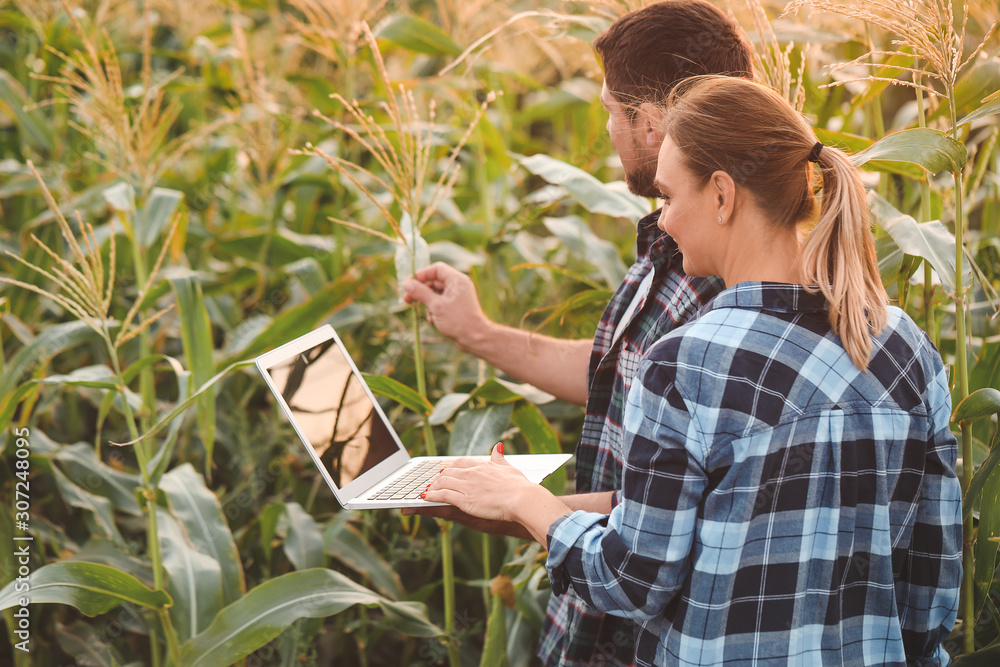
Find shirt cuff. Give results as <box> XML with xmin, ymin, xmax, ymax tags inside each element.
<box><xmin>545</xmin><ymin>510</ymin><xmax>611</xmax><ymax>597</ymax></box>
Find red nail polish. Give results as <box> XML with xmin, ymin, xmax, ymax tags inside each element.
<box><xmin>419</xmin><ymin>493</ymin><xmax>426</xmax><ymax>499</ymax></box>
<box><xmin>497</xmin><ymin>442</ymin><xmax>504</xmax><ymax>455</ymax></box>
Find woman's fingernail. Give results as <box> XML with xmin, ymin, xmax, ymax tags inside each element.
<box><xmin>419</xmin><ymin>493</ymin><xmax>426</xmax><ymax>499</ymax></box>
<box><xmin>497</xmin><ymin>442</ymin><xmax>504</xmax><ymax>455</ymax></box>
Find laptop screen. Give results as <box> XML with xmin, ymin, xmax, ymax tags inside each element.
<box><xmin>263</xmin><ymin>339</ymin><xmax>399</xmax><ymax>488</ymax></box>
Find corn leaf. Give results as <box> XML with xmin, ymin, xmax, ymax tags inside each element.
<box><xmin>111</xmin><ymin>360</ymin><xmax>253</xmax><ymax>448</ymax></box>
<box><xmin>67</xmin><ymin>538</ymin><xmax>153</xmax><ymax>588</ymax></box>
<box><xmin>281</xmin><ymin>502</ymin><xmax>325</xmax><ymax>571</ymax></box>
<box><xmin>0</xmin><ymin>70</ymin><xmax>54</xmax><ymax>152</ymax></box>
<box><xmin>50</xmin><ymin>466</ymin><xmax>125</xmax><ymax>546</ymax></box>
<box><xmin>814</xmin><ymin>128</ymin><xmax>926</xmax><ymax>181</ymax></box>
<box><xmin>428</xmin><ymin>393</ymin><xmax>472</xmax><ymax>426</ymax></box>
<box><xmin>971</xmin><ymin>341</ymin><xmax>1000</xmax><ymax>395</ymax></box>
<box><xmin>161</xmin><ymin>464</ymin><xmax>245</xmax><ymax>606</ymax></box>
<box><xmin>514</xmin><ymin>153</ymin><xmax>650</xmax><ymax>223</ymax></box>
<box><xmin>974</xmin><ymin>462</ymin><xmax>1000</xmax><ymax>619</ymax></box>
<box><xmin>469</xmin><ymin>379</ymin><xmax>523</xmax><ymax>405</ymax></box>
<box><xmin>56</xmin><ymin>619</ymin><xmax>129</xmax><ymax>667</ymax></box>
<box><xmin>178</xmin><ymin>569</ymin><xmax>440</xmax><ymax>667</ymax></box>
<box><xmin>157</xmin><ymin>507</ymin><xmax>224</xmax><ymax>643</ymax></box>
<box><xmin>958</xmin><ymin>98</ymin><xmax>1000</xmax><ymax>128</ymax></box>
<box><xmin>146</xmin><ymin>355</ymin><xmax>191</xmax><ymax>485</ymax></box>
<box><xmin>0</xmin><ymin>320</ymin><xmax>103</xmax><ymax>439</ymax></box>
<box><xmin>851</xmin><ymin>128</ymin><xmax>967</xmax><ymax>175</ymax></box>
<box><xmin>54</xmin><ymin>441</ymin><xmax>141</xmax><ymax>515</ymax></box>
<box><xmin>868</xmin><ymin>192</ymin><xmax>971</xmax><ymax>297</ymax></box>
<box><xmin>324</xmin><ymin>515</ymin><xmax>404</xmax><ymax>600</ymax></box>
<box><xmin>169</xmin><ymin>274</ymin><xmax>217</xmax><ymax>477</ymax></box>
<box><xmin>375</xmin><ymin>14</ymin><xmax>462</xmax><ymax>57</ymax></box>
<box><xmin>0</xmin><ymin>561</ymin><xmax>171</xmax><ymax>615</ymax></box>
<box><xmin>542</xmin><ymin>215</ymin><xmax>628</xmax><ymax>288</ymax></box>
<box><xmin>493</xmin><ymin>379</ymin><xmax>554</xmax><ymax>405</ymax></box>
<box><xmin>363</xmin><ymin>373</ymin><xmax>433</xmax><ymax>416</ymax></box>
<box><xmin>137</xmin><ymin>187</ymin><xmax>184</xmax><ymax>247</ymax></box>
<box><xmin>258</xmin><ymin>501</ymin><xmax>285</xmax><ymax>568</ymax></box>
<box><xmin>103</xmin><ymin>181</ymin><xmax>136</xmax><ymax>216</ymax></box>
<box><xmin>215</xmin><ymin>228</ymin><xmax>335</xmax><ymax>267</ymax></box>
<box><xmin>512</xmin><ymin>403</ymin><xmax>566</xmax><ymax>495</ymax></box>
<box><xmin>954</xmin><ymin>388</ymin><xmax>1000</xmax><ymax>424</ymax></box>
<box><xmin>963</xmin><ymin>424</ymin><xmax>1000</xmax><ymax>521</ymax></box>
<box><xmin>449</xmin><ymin>404</ymin><xmax>514</xmax><ymax>457</ymax></box>
<box><xmin>222</xmin><ymin>274</ymin><xmax>360</xmax><ymax>365</ymax></box>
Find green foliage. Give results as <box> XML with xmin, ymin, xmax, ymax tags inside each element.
<box><xmin>178</xmin><ymin>569</ymin><xmax>441</xmax><ymax>667</ymax></box>
<box><xmin>851</xmin><ymin>127</ymin><xmax>968</xmax><ymax>174</ymax></box>
<box><xmin>364</xmin><ymin>373</ymin><xmax>434</xmax><ymax>416</ymax></box>
<box><xmin>449</xmin><ymin>405</ymin><xmax>515</xmax><ymax>457</ymax></box>
<box><xmin>159</xmin><ymin>464</ymin><xmax>245</xmax><ymax>605</ymax></box>
<box><xmin>0</xmin><ymin>562</ymin><xmax>172</xmax><ymax>615</ymax></box>
<box><xmin>375</xmin><ymin>15</ymin><xmax>463</xmax><ymax>57</ymax></box>
<box><xmin>0</xmin><ymin>0</ymin><xmax>997</xmax><ymax>665</ymax></box>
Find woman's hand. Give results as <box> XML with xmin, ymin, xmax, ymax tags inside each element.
<box><xmin>424</xmin><ymin>443</ymin><xmax>572</xmax><ymax>545</ymax></box>
<box><xmin>423</xmin><ymin>443</ymin><xmax>531</xmax><ymax>523</ymax></box>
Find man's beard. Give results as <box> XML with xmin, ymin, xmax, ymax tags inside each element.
<box><xmin>622</xmin><ymin>146</ymin><xmax>660</xmax><ymax>199</ymax></box>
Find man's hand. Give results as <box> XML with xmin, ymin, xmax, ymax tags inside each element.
<box><xmin>403</xmin><ymin>262</ymin><xmax>489</xmax><ymax>351</ymax></box>
<box><xmin>403</xmin><ymin>262</ymin><xmax>591</xmax><ymax>406</ymax></box>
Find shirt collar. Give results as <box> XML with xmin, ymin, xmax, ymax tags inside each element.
<box><xmin>636</xmin><ymin>209</ymin><xmax>681</xmax><ymax>270</ymax></box>
<box><xmin>703</xmin><ymin>282</ymin><xmax>829</xmax><ymax>314</ymax></box>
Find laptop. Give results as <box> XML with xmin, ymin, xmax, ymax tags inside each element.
<box><xmin>255</xmin><ymin>324</ymin><xmax>573</xmax><ymax>509</ymax></box>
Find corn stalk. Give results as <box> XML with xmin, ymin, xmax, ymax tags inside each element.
<box><xmin>0</xmin><ymin>163</ymin><xmax>182</xmax><ymax>663</ymax></box>
<box><xmin>296</xmin><ymin>23</ymin><xmax>498</xmax><ymax>667</ymax></box>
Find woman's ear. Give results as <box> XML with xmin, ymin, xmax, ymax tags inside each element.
<box><xmin>637</xmin><ymin>102</ymin><xmax>665</xmax><ymax>148</ymax></box>
<box><xmin>712</xmin><ymin>171</ymin><xmax>736</xmax><ymax>224</ymax></box>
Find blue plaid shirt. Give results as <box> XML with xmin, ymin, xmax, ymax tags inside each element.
<box><xmin>545</xmin><ymin>282</ymin><xmax>962</xmax><ymax>666</ymax></box>
<box><xmin>538</xmin><ymin>212</ymin><xmax>724</xmax><ymax>666</ymax></box>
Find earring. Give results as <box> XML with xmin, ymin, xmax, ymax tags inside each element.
<box><xmin>717</xmin><ymin>216</ymin><xmax>723</xmax><ymax>224</ymax></box>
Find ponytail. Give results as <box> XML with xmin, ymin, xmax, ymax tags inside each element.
<box><xmin>662</xmin><ymin>76</ymin><xmax>889</xmax><ymax>370</ymax></box>
<box><xmin>800</xmin><ymin>145</ymin><xmax>888</xmax><ymax>370</ymax></box>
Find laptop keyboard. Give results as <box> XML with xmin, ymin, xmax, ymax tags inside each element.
<box><xmin>367</xmin><ymin>460</ymin><xmax>442</xmax><ymax>501</ymax></box>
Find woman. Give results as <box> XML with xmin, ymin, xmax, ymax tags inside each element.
<box><xmin>424</xmin><ymin>77</ymin><xmax>962</xmax><ymax>666</ymax></box>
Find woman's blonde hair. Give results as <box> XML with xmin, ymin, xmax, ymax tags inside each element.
<box><xmin>663</xmin><ymin>76</ymin><xmax>888</xmax><ymax>370</ymax></box>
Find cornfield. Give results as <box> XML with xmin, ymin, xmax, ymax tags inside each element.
<box><xmin>0</xmin><ymin>0</ymin><xmax>997</xmax><ymax>665</ymax></box>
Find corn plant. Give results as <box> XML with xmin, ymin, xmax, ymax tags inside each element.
<box><xmin>296</xmin><ymin>20</ymin><xmax>502</xmax><ymax>665</ymax></box>
<box><xmin>787</xmin><ymin>0</ymin><xmax>1000</xmax><ymax>654</ymax></box>
<box><xmin>0</xmin><ymin>1</ymin><xmax>998</xmax><ymax>665</ymax></box>
<box><xmin>0</xmin><ymin>4</ymin><xmax>442</xmax><ymax>666</ymax></box>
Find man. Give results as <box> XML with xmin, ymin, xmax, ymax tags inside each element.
<box><xmin>402</xmin><ymin>2</ymin><xmax>754</xmax><ymax>664</ymax></box>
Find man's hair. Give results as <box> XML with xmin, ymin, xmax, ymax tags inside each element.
<box><xmin>594</xmin><ymin>0</ymin><xmax>754</xmax><ymax>119</ymax></box>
